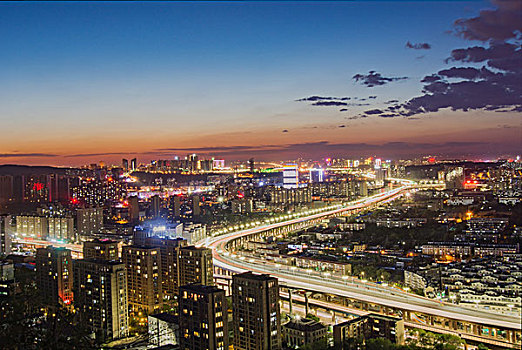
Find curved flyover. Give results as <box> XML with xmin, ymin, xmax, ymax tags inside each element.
<box><xmin>202</xmin><ymin>185</ymin><xmax>522</xmax><ymax>336</ymax></box>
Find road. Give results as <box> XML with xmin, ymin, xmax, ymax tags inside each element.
<box><xmin>201</xmin><ymin>185</ymin><xmax>522</xmax><ymax>333</ymax></box>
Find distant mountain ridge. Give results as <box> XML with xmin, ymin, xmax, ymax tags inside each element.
<box><xmin>0</xmin><ymin>164</ymin><xmax>75</xmax><ymax>175</ymax></box>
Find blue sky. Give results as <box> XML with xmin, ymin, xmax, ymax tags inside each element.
<box><xmin>0</xmin><ymin>1</ymin><xmax>520</xmax><ymax>164</ymax></box>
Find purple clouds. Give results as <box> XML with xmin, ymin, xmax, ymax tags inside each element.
<box><xmin>353</xmin><ymin>71</ymin><xmax>408</xmax><ymax>87</ymax></box>
<box><xmin>406</xmin><ymin>41</ymin><xmax>431</xmax><ymax>50</ymax></box>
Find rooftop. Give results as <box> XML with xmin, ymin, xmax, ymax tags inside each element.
<box><xmin>284</xmin><ymin>318</ymin><xmax>326</xmax><ymax>332</ymax></box>
<box><xmin>149</xmin><ymin>312</ymin><xmax>178</xmax><ymax>324</ymax></box>
<box><xmin>234</xmin><ymin>271</ymin><xmax>276</xmax><ymax>281</ymax></box>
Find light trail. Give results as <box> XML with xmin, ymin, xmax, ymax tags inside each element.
<box><xmin>201</xmin><ymin>184</ymin><xmax>522</xmax><ymax>333</ymax></box>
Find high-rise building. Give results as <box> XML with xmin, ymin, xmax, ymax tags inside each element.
<box><xmin>83</xmin><ymin>239</ymin><xmax>119</xmax><ymax>261</ymax></box>
<box><xmin>0</xmin><ymin>215</ymin><xmax>12</xmax><ymax>255</ymax></box>
<box><xmin>35</xmin><ymin>246</ymin><xmax>73</xmax><ymax>306</ymax></box>
<box><xmin>73</xmin><ymin>259</ymin><xmax>128</xmax><ymax>341</ymax></box>
<box><xmin>178</xmin><ymin>246</ymin><xmax>214</xmax><ymax>287</ymax></box>
<box><xmin>130</xmin><ymin>158</ymin><xmax>137</xmax><ymax>171</ymax></box>
<box><xmin>151</xmin><ymin>195</ymin><xmax>161</xmax><ymax>218</ymax></box>
<box><xmin>76</xmin><ymin>207</ymin><xmax>104</xmax><ymax>236</ymax></box>
<box><xmin>47</xmin><ymin>217</ymin><xmax>75</xmax><ymax>241</ymax></box>
<box><xmin>170</xmin><ymin>195</ymin><xmax>181</xmax><ymax>219</ymax></box>
<box><xmin>358</xmin><ymin>181</ymin><xmax>368</xmax><ymax>197</ymax></box>
<box><xmin>16</xmin><ymin>215</ymin><xmax>48</xmax><ymax>239</ymax></box>
<box><xmin>375</xmin><ymin>168</ymin><xmax>387</xmax><ymax>187</ymax></box>
<box><xmin>192</xmin><ymin>195</ymin><xmax>201</xmax><ymax>217</ymax></box>
<box><xmin>232</xmin><ymin>272</ymin><xmax>281</xmax><ymax>350</ymax></box>
<box><xmin>122</xmin><ymin>245</ymin><xmax>163</xmax><ymax>314</ymax></box>
<box><xmin>122</xmin><ymin>158</ymin><xmax>129</xmax><ymax>171</ymax></box>
<box><xmin>179</xmin><ymin>284</ymin><xmax>229</xmax><ymax>350</ymax></box>
<box><xmin>143</xmin><ymin>236</ymin><xmax>187</xmax><ymax>300</ymax></box>
<box><xmin>282</xmin><ymin>165</ymin><xmax>299</xmax><ymax>189</ymax></box>
<box><xmin>128</xmin><ymin>196</ymin><xmax>140</xmax><ymax>222</ymax></box>
<box><xmin>0</xmin><ymin>175</ymin><xmax>13</xmax><ymax>204</ymax></box>
<box><xmin>17</xmin><ymin>215</ymin><xmax>74</xmax><ymax>241</ymax></box>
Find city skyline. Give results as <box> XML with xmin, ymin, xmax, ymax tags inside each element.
<box><xmin>1</xmin><ymin>1</ymin><xmax>520</xmax><ymax>165</ymax></box>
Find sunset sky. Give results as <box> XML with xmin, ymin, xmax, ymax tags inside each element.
<box><xmin>1</xmin><ymin>1</ymin><xmax>520</xmax><ymax>165</ymax></box>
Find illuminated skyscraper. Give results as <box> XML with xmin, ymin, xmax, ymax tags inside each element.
<box><xmin>128</xmin><ymin>196</ymin><xmax>140</xmax><ymax>222</ymax></box>
<box><xmin>232</xmin><ymin>272</ymin><xmax>281</xmax><ymax>350</ymax></box>
<box><xmin>178</xmin><ymin>246</ymin><xmax>214</xmax><ymax>287</ymax></box>
<box><xmin>179</xmin><ymin>284</ymin><xmax>229</xmax><ymax>350</ymax></box>
<box><xmin>143</xmin><ymin>236</ymin><xmax>187</xmax><ymax>300</ymax></box>
<box><xmin>76</xmin><ymin>207</ymin><xmax>104</xmax><ymax>236</ymax></box>
<box><xmin>35</xmin><ymin>246</ymin><xmax>73</xmax><ymax>306</ymax></box>
<box><xmin>122</xmin><ymin>245</ymin><xmax>163</xmax><ymax>314</ymax></box>
<box><xmin>83</xmin><ymin>239</ymin><xmax>119</xmax><ymax>261</ymax></box>
<box><xmin>151</xmin><ymin>195</ymin><xmax>161</xmax><ymax>218</ymax></box>
<box><xmin>170</xmin><ymin>195</ymin><xmax>181</xmax><ymax>219</ymax></box>
<box><xmin>282</xmin><ymin>165</ymin><xmax>299</xmax><ymax>189</ymax></box>
<box><xmin>192</xmin><ymin>195</ymin><xmax>201</xmax><ymax>217</ymax></box>
<box><xmin>0</xmin><ymin>215</ymin><xmax>12</xmax><ymax>255</ymax></box>
<box><xmin>73</xmin><ymin>259</ymin><xmax>128</xmax><ymax>341</ymax></box>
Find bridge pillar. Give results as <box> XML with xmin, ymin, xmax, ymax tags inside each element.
<box><xmin>304</xmin><ymin>292</ymin><xmax>310</xmax><ymax>315</ymax></box>
<box><xmin>288</xmin><ymin>289</ymin><xmax>293</xmax><ymax>315</ymax></box>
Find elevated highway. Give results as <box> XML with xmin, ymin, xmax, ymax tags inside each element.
<box><xmin>202</xmin><ymin>184</ymin><xmax>521</xmax><ymax>348</ymax></box>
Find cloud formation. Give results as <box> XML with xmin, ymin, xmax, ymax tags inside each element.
<box><xmin>150</xmin><ymin>141</ymin><xmax>512</xmax><ymax>159</ymax></box>
<box><xmin>312</xmin><ymin>101</ymin><xmax>348</xmax><ymax>106</ymax></box>
<box><xmin>296</xmin><ymin>96</ymin><xmax>350</xmax><ymax>102</ymax></box>
<box><xmin>406</xmin><ymin>41</ymin><xmax>431</xmax><ymax>50</ymax></box>
<box><xmin>352</xmin><ymin>71</ymin><xmax>408</xmax><ymax>87</ymax></box>
<box><xmin>0</xmin><ymin>153</ymin><xmax>57</xmax><ymax>158</ymax></box>
<box><xmin>296</xmin><ymin>95</ymin><xmax>371</xmax><ymax>109</ymax></box>
<box><xmin>453</xmin><ymin>0</ymin><xmax>522</xmax><ymax>41</ymax></box>
<box><xmin>361</xmin><ymin>0</ymin><xmax>522</xmax><ymax>118</ymax></box>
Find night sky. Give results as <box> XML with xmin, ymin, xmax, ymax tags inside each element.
<box><xmin>1</xmin><ymin>1</ymin><xmax>520</xmax><ymax>165</ymax></box>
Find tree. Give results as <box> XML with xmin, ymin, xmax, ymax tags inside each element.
<box><xmin>366</xmin><ymin>338</ymin><xmax>395</xmax><ymax>350</ymax></box>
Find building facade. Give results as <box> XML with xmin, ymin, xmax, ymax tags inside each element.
<box><xmin>179</xmin><ymin>284</ymin><xmax>229</xmax><ymax>350</ymax></box>
<box><xmin>122</xmin><ymin>245</ymin><xmax>163</xmax><ymax>314</ymax></box>
<box><xmin>35</xmin><ymin>246</ymin><xmax>74</xmax><ymax>306</ymax></box>
<box><xmin>73</xmin><ymin>259</ymin><xmax>128</xmax><ymax>341</ymax></box>
<box><xmin>232</xmin><ymin>272</ymin><xmax>281</xmax><ymax>350</ymax></box>
<box><xmin>178</xmin><ymin>246</ymin><xmax>214</xmax><ymax>287</ymax></box>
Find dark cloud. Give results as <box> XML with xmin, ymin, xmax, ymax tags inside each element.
<box><xmin>339</xmin><ymin>108</ymin><xmax>348</xmax><ymax>112</ymax></box>
<box><xmin>338</xmin><ymin>125</ymin><xmax>346</xmax><ymax>128</ymax></box>
<box><xmin>168</xmin><ymin>140</ymin><xmax>509</xmax><ymax>159</ymax></box>
<box><xmin>363</xmin><ymin>1</ymin><xmax>522</xmax><ymax>118</ymax></box>
<box><xmin>0</xmin><ymin>153</ymin><xmax>57</xmax><ymax>158</ymax></box>
<box><xmin>353</xmin><ymin>71</ymin><xmax>408</xmax><ymax>87</ymax></box>
<box><xmin>296</xmin><ymin>96</ymin><xmax>351</xmax><ymax>102</ymax></box>
<box><xmin>406</xmin><ymin>41</ymin><xmax>432</xmax><ymax>50</ymax></box>
<box><xmin>385</xmin><ymin>100</ymin><xmax>399</xmax><ymax>104</ymax></box>
<box><xmin>378</xmin><ymin>113</ymin><xmax>400</xmax><ymax>118</ymax></box>
<box><xmin>453</xmin><ymin>0</ymin><xmax>522</xmax><ymax>41</ymax></box>
<box><xmin>158</xmin><ymin>146</ymin><xmax>258</xmax><ymax>152</ymax></box>
<box><xmin>416</xmin><ymin>55</ymin><xmax>426</xmax><ymax>60</ymax></box>
<box><xmin>312</xmin><ymin>101</ymin><xmax>348</xmax><ymax>106</ymax></box>
<box><xmin>348</xmin><ymin>103</ymin><xmax>370</xmax><ymax>106</ymax></box>
<box><xmin>364</xmin><ymin>109</ymin><xmax>383</xmax><ymax>115</ymax></box>
<box><xmin>282</xmin><ymin>129</ymin><xmax>289</xmax><ymax>133</ymax></box>
<box><xmin>368</xmin><ymin>95</ymin><xmax>377</xmax><ymax>99</ymax></box>
<box><xmin>65</xmin><ymin>152</ymin><xmax>138</xmax><ymax>157</ymax></box>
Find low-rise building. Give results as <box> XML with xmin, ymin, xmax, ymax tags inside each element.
<box><xmin>334</xmin><ymin>314</ymin><xmax>404</xmax><ymax>346</ymax></box>
<box><xmin>283</xmin><ymin>317</ymin><xmax>327</xmax><ymax>348</ymax></box>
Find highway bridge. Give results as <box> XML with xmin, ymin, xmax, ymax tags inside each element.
<box><xmin>202</xmin><ymin>184</ymin><xmax>521</xmax><ymax>349</ymax></box>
